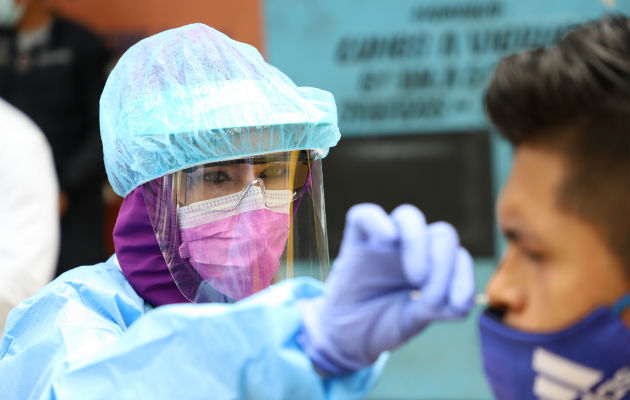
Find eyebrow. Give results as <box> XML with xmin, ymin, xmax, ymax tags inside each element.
<box><xmin>185</xmin><ymin>154</ymin><xmax>310</xmax><ymax>172</ymax></box>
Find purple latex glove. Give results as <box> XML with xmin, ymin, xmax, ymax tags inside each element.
<box><xmin>298</xmin><ymin>203</ymin><xmax>475</xmax><ymax>375</ymax></box>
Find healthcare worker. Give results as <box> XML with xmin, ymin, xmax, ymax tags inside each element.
<box><xmin>0</xmin><ymin>24</ymin><xmax>475</xmax><ymax>399</ymax></box>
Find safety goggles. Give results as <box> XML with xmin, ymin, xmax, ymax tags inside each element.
<box><xmin>175</xmin><ymin>150</ymin><xmax>312</xmax><ymax>207</ymax></box>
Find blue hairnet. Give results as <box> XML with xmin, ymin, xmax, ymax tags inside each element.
<box><xmin>100</xmin><ymin>23</ymin><xmax>340</xmax><ymax>197</ymax></box>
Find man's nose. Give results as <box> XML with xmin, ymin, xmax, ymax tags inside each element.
<box><xmin>486</xmin><ymin>248</ymin><xmax>526</xmax><ymax>313</ymax></box>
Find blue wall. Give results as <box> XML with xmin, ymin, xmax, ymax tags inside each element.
<box><xmin>263</xmin><ymin>1</ymin><xmax>630</xmax><ymax>398</ymax></box>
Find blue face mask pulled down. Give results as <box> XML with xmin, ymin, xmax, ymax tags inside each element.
<box><xmin>479</xmin><ymin>294</ymin><xmax>630</xmax><ymax>400</ymax></box>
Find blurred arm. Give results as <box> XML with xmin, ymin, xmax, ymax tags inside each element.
<box><xmin>0</xmin><ymin>98</ymin><xmax>59</xmax><ymax>327</ymax></box>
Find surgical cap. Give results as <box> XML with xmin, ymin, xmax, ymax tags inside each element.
<box><xmin>100</xmin><ymin>23</ymin><xmax>340</xmax><ymax>197</ymax></box>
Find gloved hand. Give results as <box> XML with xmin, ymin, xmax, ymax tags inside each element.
<box><xmin>298</xmin><ymin>203</ymin><xmax>475</xmax><ymax>375</ymax></box>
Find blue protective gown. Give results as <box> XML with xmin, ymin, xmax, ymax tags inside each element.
<box><xmin>0</xmin><ymin>256</ymin><xmax>385</xmax><ymax>399</ymax></box>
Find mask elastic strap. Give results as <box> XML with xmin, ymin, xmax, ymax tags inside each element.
<box><xmin>612</xmin><ymin>292</ymin><xmax>630</xmax><ymax>316</ymax></box>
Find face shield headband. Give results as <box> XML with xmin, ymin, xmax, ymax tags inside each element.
<box><xmin>142</xmin><ymin>150</ymin><xmax>329</xmax><ymax>303</ymax></box>
<box><xmin>479</xmin><ymin>293</ymin><xmax>630</xmax><ymax>400</ymax></box>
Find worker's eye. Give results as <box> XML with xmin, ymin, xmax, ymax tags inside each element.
<box><xmin>259</xmin><ymin>164</ymin><xmax>287</xmax><ymax>180</ymax></box>
<box><xmin>203</xmin><ymin>170</ymin><xmax>233</xmax><ymax>184</ymax></box>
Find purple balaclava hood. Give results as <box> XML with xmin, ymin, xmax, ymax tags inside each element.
<box><xmin>113</xmin><ymin>186</ymin><xmax>189</xmax><ymax>306</ymax></box>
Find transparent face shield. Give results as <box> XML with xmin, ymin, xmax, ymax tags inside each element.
<box><xmin>142</xmin><ymin>150</ymin><xmax>329</xmax><ymax>303</ymax></box>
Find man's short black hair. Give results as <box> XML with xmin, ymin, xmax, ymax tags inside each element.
<box><xmin>484</xmin><ymin>15</ymin><xmax>630</xmax><ymax>272</ymax></box>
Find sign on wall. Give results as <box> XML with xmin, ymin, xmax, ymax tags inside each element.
<box><xmin>265</xmin><ymin>0</ymin><xmax>628</xmax><ymax>135</ymax></box>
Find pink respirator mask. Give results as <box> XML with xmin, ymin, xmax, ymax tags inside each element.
<box><xmin>177</xmin><ymin>182</ymin><xmax>291</xmax><ymax>301</ymax></box>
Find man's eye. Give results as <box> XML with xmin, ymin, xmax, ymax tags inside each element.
<box><xmin>203</xmin><ymin>170</ymin><xmax>232</xmax><ymax>184</ymax></box>
<box><xmin>524</xmin><ymin>251</ymin><xmax>543</xmax><ymax>263</ymax></box>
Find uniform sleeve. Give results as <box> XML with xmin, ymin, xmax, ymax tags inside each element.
<box><xmin>0</xmin><ymin>265</ymin><xmax>384</xmax><ymax>400</ymax></box>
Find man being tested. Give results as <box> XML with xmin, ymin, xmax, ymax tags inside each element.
<box><xmin>477</xmin><ymin>15</ymin><xmax>630</xmax><ymax>398</ymax></box>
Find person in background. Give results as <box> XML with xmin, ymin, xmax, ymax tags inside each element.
<box><xmin>0</xmin><ymin>97</ymin><xmax>58</xmax><ymax>332</ymax></box>
<box><xmin>0</xmin><ymin>24</ymin><xmax>474</xmax><ymax>399</ymax></box>
<box><xmin>0</xmin><ymin>0</ymin><xmax>110</xmax><ymax>275</ymax></box>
